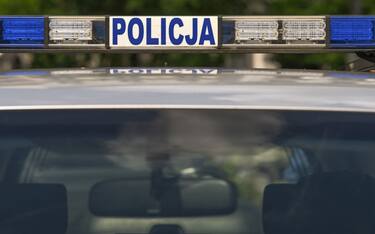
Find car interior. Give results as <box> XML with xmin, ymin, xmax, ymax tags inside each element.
<box><xmin>0</xmin><ymin>110</ymin><xmax>373</xmax><ymax>234</ymax></box>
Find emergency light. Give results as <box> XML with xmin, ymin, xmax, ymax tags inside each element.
<box><xmin>0</xmin><ymin>15</ymin><xmax>374</xmax><ymax>52</ymax></box>
<box><xmin>222</xmin><ymin>16</ymin><xmax>326</xmax><ymax>48</ymax></box>
<box><xmin>48</xmin><ymin>16</ymin><xmax>106</xmax><ymax>47</ymax></box>
<box><xmin>0</xmin><ymin>17</ymin><xmax>44</xmax><ymax>47</ymax></box>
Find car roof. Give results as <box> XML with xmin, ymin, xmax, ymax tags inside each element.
<box><xmin>1</xmin><ymin>67</ymin><xmax>375</xmax><ymax>113</ymax></box>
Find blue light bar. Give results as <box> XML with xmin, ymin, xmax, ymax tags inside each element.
<box><xmin>0</xmin><ymin>15</ymin><xmax>375</xmax><ymax>52</ymax></box>
<box><xmin>330</xmin><ymin>16</ymin><xmax>375</xmax><ymax>48</ymax></box>
<box><xmin>0</xmin><ymin>17</ymin><xmax>44</xmax><ymax>47</ymax></box>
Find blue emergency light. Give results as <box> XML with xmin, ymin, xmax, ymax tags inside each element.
<box><xmin>0</xmin><ymin>15</ymin><xmax>373</xmax><ymax>51</ymax></box>
<box><xmin>330</xmin><ymin>16</ymin><xmax>375</xmax><ymax>48</ymax></box>
<box><xmin>0</xmin><ymin>17</ymin><xmax>44</xmax><ymax>47</ymax></box>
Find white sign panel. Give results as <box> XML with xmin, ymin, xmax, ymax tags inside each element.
<box><xmin>110</xmin><ymin>16</ymin><xmax>218</xmax><ymax>49</ymax></box>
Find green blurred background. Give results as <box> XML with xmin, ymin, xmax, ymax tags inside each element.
<box><xmin>0</xmin><ymin>0</ymin><xmax>370</xmax><ymax>70</ymax></box>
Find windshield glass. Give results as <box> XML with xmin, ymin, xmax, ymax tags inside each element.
<box><xmin>0</xmin><ymin>109</ymin><xmax>374</xmax><ymax>234</ymax></box>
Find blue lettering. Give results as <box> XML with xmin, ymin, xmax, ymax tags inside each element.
<box><xmin>128</xmin><ymin>18</ymin><xmax>144</xmax><ymax>45</ymax></box>
<box><xmin>199</xmin><ymin>18</ymin><xmax>215</xmax><ymax>45</ymax></box>
<box><xmin>112</xmin><ymin>18</ymin><xmax>126</xmax><ymax>45</ymax></box>
<box><xmin>169</xmin><ymin>18</ymin><xmax>184</xmax><ymax>45</ymax></box>
<box><xmin>128</xmin><ymin>69</ymin><xmax>145</xmax><ymax>74</ymax></box>
<box><xmin>161</xmin><ymin>18</ymin><xmax>167</xmax><ymax>45</ymax></box>
<box><xmin>185</xmin><ymin>18</ymin><xmax>198</xmax><ymax>45</ymax></box>
<box><xmin>146</xmin><ymin>18</ymin><xmax>159</xmax><ymax>45</ymax></box>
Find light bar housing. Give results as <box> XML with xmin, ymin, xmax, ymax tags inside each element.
<box><xmin>222</xmin><ymin>16</ymin><xmax>327</xmax><ymax>48</ymax></box>
<box><xmin>48</xmin><ymin>16</ymin><xmax>106</xmax><ymax>48</ymax></box>
<box><xmin>0</xmin><ymin>15</ymin><xmax>372</xmax><ymax>52</ymax></box>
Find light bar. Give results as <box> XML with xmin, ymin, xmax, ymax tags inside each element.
<box><xmin>0</xmin><ymin>15</ymin><xmax>374</xmax><ymax>52</ymax></box>
<box><xmin>48</xmin><ymin>16</ymin><xmax>105</xmax><ymax>48</ymax></box>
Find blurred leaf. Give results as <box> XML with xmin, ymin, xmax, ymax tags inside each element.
<box><xmin>0</xmin><ymin>0</ymin><xmax>360</xmax><ymax>69</ymax></box>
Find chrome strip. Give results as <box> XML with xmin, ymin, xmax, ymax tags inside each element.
<box><xmin>0</xmin><ymin>104</ymin><xmax>373</xmax><ymax>113</ymax></box>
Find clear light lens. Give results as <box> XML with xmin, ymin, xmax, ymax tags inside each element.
<box><xmin>236</xmin><ymin>30</ymin><xmax>279</xmax><ymax>40</ymax></box>
<box><xmin>49</xmin><ymin>29</ymin><xmax>92</xmax><ymax>41</ymax></box>
<box><xmin>283</xmin><ymin>20</ymin><xmax>326</xmax><ymax>30</ymax></box>
<box><xmin>235</xmin><ymin>20</ymin><xmax>278</xmax><ymax>41</ymax></box>
<box><xmin>48</xmin><ymin>17</ymin><xmax>105</xmax><ymax>47</ymax></box>
<box><xmin>222</xmin><ymin>17</ymin><xmax>327</xmax><ymax>48</ymax></box>
<box><xmin>235</xmin><ymin>21</ymin><xmax>278</xmax><ymax>30</ymax></box>
<box><xmin>49</xmin><ymin>19</ymin><xmax>92</xmax><ymax>41</ymax></box>
<box><xmin>49</xmin><ymin>20</ymin><xmax>92</xmax><ymax>29</ymax></box>
<box><xmin>283</xmin><ymin>30</ymin><xmax>326</xmax><ymax>40</ymax></box>
<box><xmin>282</xmin><ymin>20</ymin><xmax>326</xmax><ymax>40</ymax></box>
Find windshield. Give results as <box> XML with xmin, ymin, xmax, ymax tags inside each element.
<box><xmin>0</xmin><ymin>109</ymin><xmax>374</xmax><ymax>234</ymax></box>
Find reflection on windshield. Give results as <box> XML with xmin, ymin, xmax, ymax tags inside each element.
<box><xmin>0</xmin><ymin>110</ymin><xmax>374</xmax><ymax>234</ymax></box>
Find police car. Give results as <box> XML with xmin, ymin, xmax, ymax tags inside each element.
<box><xmin>0</xmin><ymin>15</ymin><xmax>374</xmax><ymax>234</ymax></box>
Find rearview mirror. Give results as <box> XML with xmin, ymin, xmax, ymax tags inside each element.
<box><xmin>89</xmin><ymin>177</ymin><xmax>237</xmax><ymax>217</ymax></box>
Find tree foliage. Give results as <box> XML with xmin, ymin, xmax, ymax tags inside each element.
<box><xmin>0</xmin><ymin>0</ymin><xmax>362</xmax><ymax>69</ymax></box>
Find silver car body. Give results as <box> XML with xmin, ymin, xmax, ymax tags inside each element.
<box><xmin>0</xmin><ymin>68</ymin><xmax>374</xmax><ymax>112</ymax></box>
